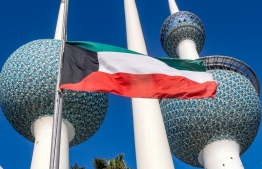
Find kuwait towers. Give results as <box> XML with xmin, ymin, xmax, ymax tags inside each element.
<box><xmin>0</xmin><ymin>0</ymin><xmax>108</xmax><ymax>169</ymax></box>
<box><xmin>160</xmin><ymin>0</ymin><xmax>261</xmax><ymax>169</ymax></box>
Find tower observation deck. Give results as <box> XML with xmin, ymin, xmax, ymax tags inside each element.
<box><xmin>0</xmin><ymin>39</ymin><xmax>108</xmax><ymax>147</ymax></box>
<box><xmin>159</xmin><ymin>3</ymin><xmax>261</xmax><ymax>168</ymax></box>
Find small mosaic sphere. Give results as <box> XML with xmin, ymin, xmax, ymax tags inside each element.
<box><xmin>0</xmin><ymin>39</ymin><xmax>108</xmax><ymax>146</ymax></box>
<box><xmin>160</xmin><ymin>11</ymin><xmax>205</xmax><ymax>58</ymax></box>
<box><xmin>160</xmin><ymin>70</ymin><xmax>261</xmax><ymax>167</ymax></box>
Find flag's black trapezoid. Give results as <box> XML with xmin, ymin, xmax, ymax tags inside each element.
<box><xmin>60</xmin><ymin>43</ymin><xmax>99</xmax><ymax>85</ymax></box>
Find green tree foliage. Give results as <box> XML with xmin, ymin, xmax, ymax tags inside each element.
<box><xmin>94</xmin><ymin>153</ymin><xmax>132</xmax><ymax>169</ymax></box>
<box><xmin>70</xmin><ymin>162</ymin><xmax>85</xmax><ymax>169</ymax></box>
<box><xmin>93</xmin><ymin>158</ymin><xmax>107</xmax><ymax>169</ymax></box>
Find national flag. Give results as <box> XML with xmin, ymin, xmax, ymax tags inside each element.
<box><xmin>59</xmin><ymin>41</ymin><xmax>217</xmax><ymax>99</ymax></box>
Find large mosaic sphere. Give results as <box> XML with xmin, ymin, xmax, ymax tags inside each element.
<box><xmin>0</xmin><ymin>39</ymin><xmax>108</xmax><ymax>146</ymax></box>
<box><xmin>160</xmin><ymin>69</ymin><xmax>261</xmax><ymax>167</ymax></box>
<box><xmin>160</xmin><ymin>11</ymin><xmax>205</xmax><ymax>58</ymax></box>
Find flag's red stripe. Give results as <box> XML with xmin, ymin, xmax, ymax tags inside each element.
<box><xmin>60</xmin><ymin>72</ymin><xmax>217</xmax><ymax>99</ymax></box>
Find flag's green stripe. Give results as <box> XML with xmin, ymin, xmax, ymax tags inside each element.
<box><xmin>67</xmin><ymin>41</ymin><xmax>140</xmax><ymax>54</ymax></box>
<box><xmin>155</xmin><ymin>57</ymin><xmax>206</xmax><ymax>72</ymax></box>
<box><xmin>67</xmin><ymin>41</ymin><xmax>206</xmax><ymax>72</ymax></box>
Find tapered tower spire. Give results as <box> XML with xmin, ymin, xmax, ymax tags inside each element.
<box><xmin>124</xmin><ymin>1</ymin><xmax>175</xmax><ymax>169</ymax></box>
<box><xmin>168</xmin><ymin>0</ymin><xmax>179</xmax><ymax>14</ymax></box>
<box><xmin>54</xmin><ymin>0</ymin><xmax>68</xmax><ymax>40</ymax></box>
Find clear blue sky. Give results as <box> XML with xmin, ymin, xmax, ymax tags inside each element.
<box><xmin>0</xmin><ymin>0</ymin><xmax>262</xmax><ymax>168</ymax></box>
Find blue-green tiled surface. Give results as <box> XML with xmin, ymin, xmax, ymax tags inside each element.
<box><xmin>160</xmin><ymin>70</ymin><xmax>261</xmax><ymax>167</ymax></box>
<box><xmin>0</xmin><ymin>39</ymin><xmax>108</xmax><ymax>147</ymax></box>
<box><xmin>160</xmin><ymin>11</ymin><xmax>205</xmax><ymax>58</ymax></box>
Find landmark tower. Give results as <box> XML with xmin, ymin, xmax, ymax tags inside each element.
<box><xmin>160</xmin><ymin>0</ymin><xmax>261</xmax><ymax>168</ymax></box>
<box><xmin>124</xmin><ymin>0</ymin><xmax>175</xmax><ymax>169</ymax></box>
<box><xmin>0</xmin><ymin>1</ymin><xmax>108</xmax><ymax>169</ymax></box>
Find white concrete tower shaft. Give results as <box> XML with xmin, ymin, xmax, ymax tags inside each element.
<box><xmin>168</xmin><ymin>1</ymin><xmax>244</xmax><ymax>168</ymax></box>
<box><xmin>198</xmin><ymin>140</ymin><xmax>244</xmax><ymax>169</ymax></box>
<box><xmin>30</xmin><ymin>117</ymin><xmax>74</xmax><ymax>169</ymax></box>
<box><xmin>124</xmin><ymin>1</ymin><xmax>175</xmax><ymax>169</ymax></box>
<box><xmin>30</xmin><ymin>1</ymin><xmax>74</xmax><ymax>169</ymax></box>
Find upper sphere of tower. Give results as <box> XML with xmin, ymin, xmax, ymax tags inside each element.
<box><xmin>160</xmin><ymin>11</ymin><xmax>205</xmax><ymax>58</ymax></box>
<box><xmin>160</xmin><ymin>69</ymin><xmax>261</xmax><ymax>167</ymax></box>
<box><xmin>0</xmin><ymin>39</ymin><xmax>108</xmax><ymax>146</ymax></box>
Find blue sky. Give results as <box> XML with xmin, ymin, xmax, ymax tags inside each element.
<box><xmin>0</xmin><ymin>0</ymin><xmax>262</xmax><ymax>168</ymax></box>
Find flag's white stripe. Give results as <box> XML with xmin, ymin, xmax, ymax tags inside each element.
<box><xmin>98</xmin><ymin>52</ymin><xmax>214</xmax><ymax>84</ymax></box>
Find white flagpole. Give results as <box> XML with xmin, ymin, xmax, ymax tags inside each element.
<box><xmin>50</xmin><ymin>0</ymin><xmax>68</xmax><ymax>169</ymax></box>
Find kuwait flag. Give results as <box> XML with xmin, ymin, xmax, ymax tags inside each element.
<box><xmin>59</xmin><ymin>41</ymin><xmax>217</xmax><ymax>99</ymax></box>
